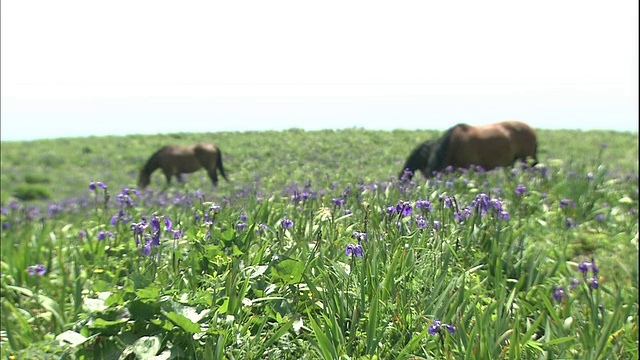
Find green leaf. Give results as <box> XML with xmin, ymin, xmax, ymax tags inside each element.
<box><xmin>270</xmin><ymin>258</ymin><xmax>305</xmax><ymax>284</ymax></box>
<box><xmin>131</xmin><ymin>335</ymin><xmax>161</xmax><ymax>360</ymax></box>
<box><xmin>56</xmin><ymin>330</ymin><xmax>87</xmax><ymax>347</ymax></box>
<box><xmin>164</xmin><ymin>311</ymin><xmax>201</xmax><ymax>333</ymax></box>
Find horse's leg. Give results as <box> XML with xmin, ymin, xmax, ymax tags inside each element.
<box><xmin>207</xmin><ymin>169</ymin><xmax>219</xmax><ymax>186</ymax></box>
<box><xmin>162</xmin><ymin>168</ymin><xmax>172</xmax><ymax>184</ymax></box>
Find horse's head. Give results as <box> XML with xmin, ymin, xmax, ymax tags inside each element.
<box><xmin>138</xmin><ymin>170</ymin><xmax>151</xmax><ymax>189</ymax></box>
<box><xmin>399</xmin><ymin>140</ymin><xmax>435</xmax><ymax>180</ymax></box>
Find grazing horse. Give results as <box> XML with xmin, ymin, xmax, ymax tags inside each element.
<box><xmin>138</xmin><ymin>143</ymin><xmax>228</xmax><ymax>189</ymax></box>
<box><xmin>399</xmin><ymin>120</ymin><xmax>537</xmax><ymax>179</ymax></box>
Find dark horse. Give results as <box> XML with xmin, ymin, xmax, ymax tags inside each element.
<box><xmin>399</xmin><ymin>120</ymin><xmax>538</xmax><ymax>179</ymax></box>
<box><xmin>138</xmin><ymin>143</ymin><xmax>228</xmax><ymax>189</ymax></box>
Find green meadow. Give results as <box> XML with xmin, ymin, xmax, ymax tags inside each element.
<box><xmin>1</xmin><ymin>128</ymin><xmax>638</xmax><ymax>359</ymax></box>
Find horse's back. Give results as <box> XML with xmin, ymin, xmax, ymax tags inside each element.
<box><xmin>499</xmin><ymin>120</ymin><xmax>537</xmax><ymax>159</ymax></box>
<box><xmin>193</xmin><ymin>143</ymin><xmax>220</xmax><ymax>168</ymax></box>
<box><xmin>448</xmin><ymin>120</ymin><xmax>536</xmax><ymax>169</ymax></box>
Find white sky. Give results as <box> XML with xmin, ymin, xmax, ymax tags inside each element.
<box><xmin>1</xmin><ymin>1</ymin><xmax>638</xmax><ymax>141</ymax></box>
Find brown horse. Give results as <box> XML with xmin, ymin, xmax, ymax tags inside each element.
<box><xmin>138</xmin><ymin>143</ymin><xmax>228</xmax><ymax>189</ymax></box>
<box><xmin>399</xmin><ymin>120</ymin><xmax>538</xmax><ymax>179</ymax></box>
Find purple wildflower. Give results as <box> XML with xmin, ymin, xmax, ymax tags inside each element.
<box><xmin>428</xmin><ymin>318</ymin><xmax>455</xmax><ymax>336</ymax></box>
<box><xmin>552</xmin><ymin>286</ymin><xmax>566</xmax><ymax>302</ymax></box>
<box><xmin>89</xmin><ymin>181</ymin><xmax>107</xmax><ymax>191</ymax></box>
<box><xmin>2</xmin><ymin>221</ymin><xmax>10</xmax><ymax>230</ymax></box>
<box><xmin>279</xmin><ymin>218</ymin><xmax>294</xmax><ymax>229</ymax></box>
<box><xmin>559</xmin><ymin>198</ymin><xmax>576</xmax><ymax>209</ymax></box>
<box><xmin>236</xmin><ymin>222</ymin><xmax>248</xmax><ymax>231</ymax></box>
<box><xmin>578</xmin><ymin>258</ymin><xmax>599</xmax><ymax>276</ymax></box>
<box><xmin>515</xmin><ymin>184</ymin><xmax>529</xmax><ymax>196</ymax></box>
<box><xmin>345</xmin><ymin>243</ymin><xmax>363</xmax><ymax>257</ymax></box>
<box><xmin>416</xmin><ymin>215</ymin><xmax>427</xmax><ymax>229</ymax></box>
<box><xmin>27</xmin><ymin>264</ymin><xmax>47</xmax><ymax>276</ymax></box>
<box><xmin>385</xmin><ymin>205</ymin><xmax>396</xmax><ymax>215</ymax></box>
<box><xmin>256</xmin><ymin>223</ymin><xmax>268</xmax><ymax>232</ymax></box>
<box><xmin>239</xmin><ymin>214</ymin><xmax>249</xmax><ymax>222</ymax></box>
<box><xmin>140</xmin><ymin>241</ymin><xmax>152</xmax><ymax>257</ymax></box>
<box><xmin>415</xmin><ymin>199</ymin><xmax>433</xmax><ymax>211</ymax></box>
<box><xmin>570</xmin><ymin>277</ymin><xmax>580</xmax><ymax>289</ymax></box>
<box><xmin>97</xmin><ymin>230</ymin><xmax>114</xmax><ymax>241</ymax></box>
<box><xmin>589</xmin><ymin>276</ymin><xmax>599</xmax><ymax>289</ymax></box>
<box><xmin>433</xmin><ymin>220</ymin><xmax>441</xmax><ymax>231</ymax></box>
<box><xmin>332</xmin><ymin>197</ymin><xmax>345</xmax><ymax>207</ymax></box>
<box><xmin>351</xmin><ymin>231</ymin><xmax>367</xmax><ymax>243</ymax></box>
<box><xmin>396</xmin><ymin>200</ymin><xmax>413</xmax><ymax>216</ymax></box>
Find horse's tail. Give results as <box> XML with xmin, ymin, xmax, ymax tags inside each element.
<box><xmin>216</xmin><ymin>147</ymin><xmax>228</xmax><ymax>181</ymax></box>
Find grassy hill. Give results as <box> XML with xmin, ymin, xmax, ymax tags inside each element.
<box><xmin>1</xmin><ymin>128</ymin><xmax>637</xmax><ymax>204</ymax></box>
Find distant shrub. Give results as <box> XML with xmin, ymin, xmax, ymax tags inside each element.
<box><xmin>39</xmin><ymin>153</ymin><xmax>66</xmax><ymax>168</ymax></box>
<box><xmin>12</xmin><ymin>184</ymin><xmax>52</xmax><ymax>201</ymax></box>
<box><xmin>24</xmin><ymin>173</ymin><xmax>51</xmax><ymax>184</ymax></box>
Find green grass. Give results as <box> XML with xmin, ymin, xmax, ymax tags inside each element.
<box><xmin>0</xmin><ymin>128</ymin><xmax>638</xmax><ymax>359</ymax></box>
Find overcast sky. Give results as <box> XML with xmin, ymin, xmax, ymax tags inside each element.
<box><xmin>1</xmin><ymin>1</ymin><xmax>638</xmax><ymax>141</ymax></box>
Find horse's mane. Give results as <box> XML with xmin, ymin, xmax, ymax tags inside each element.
<box><xmin>401</xmin><ymin>140</ymin><xmax>433</xmax><ymax>177</ymax></box>
<box><xmin>141</xmin><ymin>146</ymin><xmax>167</xmax><ymax>175</ymax></box>
<box><xmin>427</xmin><ymin>123</ymin><xmax>467</xmax><ymax>172</ymax></box>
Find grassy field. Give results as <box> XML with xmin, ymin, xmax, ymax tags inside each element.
<box><xmin>1</xmin><ymin>128</ymin><xmax>638</xmax><ymax>359</ymax></box>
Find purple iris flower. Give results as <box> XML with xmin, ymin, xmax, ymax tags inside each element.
<box><xmin>589</xmin><ymin>276</ymin><xmax>599</xmax><ymax>289</ymax></box>
<box><xmin>27</xmin><ymin>264</ymin><xmax>47</xmax><ymax>276</ymax></box>
<box><xmin>416</xmin><ymin>215</ymin><xmax>427</xmax><ymax>229</ymax></box>
<box><xmin>89</xmin><ymin>181</ymin><xmax>107</xmax><ymax>191</ymax></box>
<box><xmin>559</xmin><ymin>198</ymin><xmax>576</xmax><ymax>209</ymax></box>
<box><xmin>385</xmin><ymin>205</ymin><xmax>396</xmax><ymax>215</ymax></box>
<box><xmin>351</xmin><ymin>231</ymin><xmax>367</xmax><ymax>243</ymax></box>
<box><xmin>552</xmin><ymin>286</ymin><xmax>566</xmax><ymax>302</ymax></box>
<box><xmin>415</xmin><ymin>199</ymin><xmax>433</xmax><ymax>211</ymax></box>
<box><xmin>256</xmin><ymin>223</ymin><xmax>268</xmax><ymax>232</ymax></box>
<box><xmin>239</xmin><ymin>214</ymin><xmax>249</xmax><ymax>222</ymax></box>
<box><xmin>97</xmin><ymin>230</ymin><xmax>114</xmax><ymax>241</ymax></box>
<box><xmin>515</xmin><ymin>184</ymin><xmax>529</xmax><ymax>196</ymax></box>
<box><xmin>578</xmin><ymin>258</ymin><xmax>599</xmax><ymax>276</ymax></box>
<box><xmin>433</xmin><ymin>220</ymin><xmax>441</xmax><ymax>231</ymax></box>
<box><xmin>428</xmin><ymin>318</ymin><xmax>455</xmax><ymax>336</ymax></box>
<box><xmin>150</xmin><ymin>231</ymin><xmax>161</xmax><ymax>246</ymax></box>
<box><xmin>345</xmin><ymin>243</ymin><xmax>363</xmax><ymax>257</ymax></box>
<box><xmin>396</xmin><ymin>200</ymin><xmax>412</xmax><ymax>216</ymax></box>
<box><xmin>140</xmin><ymin>241</ymin><xmax>152</xmax><ymax>257</ymax></box>
<box><xmin>150</xmin><ymin>214</ymin><xmax>161</xmax><ymax>232</ymax></box>
<box><xmin>279</xmin><ymin>218</ymin><xmax>294</xmax><ymax>229</ymax></box>
<box><xmin>236</xmin><ymin>222</ymin><xmax>248</xmax><ymax>230</ymax></box>
<box><xmin>332</xmin><ymin>197</ymin><xmax>345</xmax><ymax>207</ymax></box>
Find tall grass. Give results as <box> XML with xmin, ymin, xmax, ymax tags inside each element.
<box><xmin>1</xmin><ymin>129</ymin><xmax>638</xmax><ymax>359</ymax></box>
